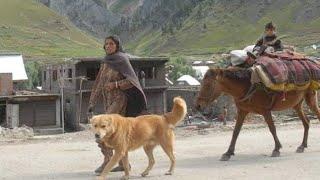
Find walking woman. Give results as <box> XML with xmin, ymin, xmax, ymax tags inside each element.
<box><xmin>88</xmin><ymin>35</ymin><xmax>147</xmax><ymax>174</ymax></box>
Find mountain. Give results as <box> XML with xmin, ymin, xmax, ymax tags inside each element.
<box><xmin>122</xmin><ymin>0</ymin><xmax>320</xmax><ymax>56</ymax></box>
<box><xmin>39</xmin><ymin>0</ymin><xmax>120</xmax><ymax>38</ymax></box>
<box><xmin>0</xmin><ymin>0</ymin><xmax>102</xmax><ymax>59</ymax></box>
<box><xmin>8</xmin><ymin>0</ymin><xmax>320</xmax><ymax>58</ymax></box>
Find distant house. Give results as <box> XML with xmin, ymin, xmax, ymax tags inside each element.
<box><xmin>0</xmin><ymin>53</ymin><xmax>61</xmax><ymax>134</ymax></box>
<box><xmin>42</xmin><ymin>56</ymin><xmax>169</xmax><ymax>130</ymax></box>
<box><xmin>170</xmin><ymin>74</ymin><xmax>200</xmax><ymax>113</ymax></box>
<box><xmin>176</xmin><ymin>75</ymin><xmax>200</xmax><ymax>86</ymax></box>
<box><xmin>0</xmin><ymin>91</ymin><xmax>61</xmax><ymax>131</ymax></box>
<box><xmin>166</xmin><ymin>86</ymin><xmax>199</xmax><ymax>114</ymax></box>
<box><xmin>191</xmin><ymin>60</ymin><xmax>213</xmax><ymax>79</ymax></box>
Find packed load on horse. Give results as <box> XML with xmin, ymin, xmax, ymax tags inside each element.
<box><xmin>228</xmin><ymin>22</ymin><xmax>320</xmax><ymax>93</ymax></box>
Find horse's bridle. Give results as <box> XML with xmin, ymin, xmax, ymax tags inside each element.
<box><xmin>197</xmin><ymin>78</ymin><xmax>218</xmax><ymax>102</ymax></box>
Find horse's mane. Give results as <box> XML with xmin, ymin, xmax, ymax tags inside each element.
<box><xmin>222</xmin><ymin>68</ymin><xmax>251</xmax><ymax>81</ymax></box>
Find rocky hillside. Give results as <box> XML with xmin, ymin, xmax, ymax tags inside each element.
<box><xmin>30</xmin><ymin>0</ymin><xmax>320</xmax><ymax>57</ymax></box>
<box><xmin>39</xmin><ymin>0</ymin><xmax>120</xmax><ymax>38</ymax></box>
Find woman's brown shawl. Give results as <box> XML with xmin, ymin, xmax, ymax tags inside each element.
<box><xmin>103</xmin><ymin>52</ymin><xmax>147</xmax><ymax>117</ymax></box>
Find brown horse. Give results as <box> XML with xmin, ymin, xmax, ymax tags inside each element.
<box><xmin>195</xmin><ymin>67</ymin><xmax>320</xmax><ymax>161</ymax></box>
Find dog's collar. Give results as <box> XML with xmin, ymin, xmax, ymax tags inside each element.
<box><xmin>103</xmin><ymin>131</ymin><xmax>116</xmax><ymax>141</ymax></box>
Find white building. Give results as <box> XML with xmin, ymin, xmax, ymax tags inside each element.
<box><xmin>0</xmin><ymin>53</ymin><xmax>28</xmax><ymax>81</ymax></box>
<box><xmin>176</xmin><ymin>75</ymin><xmax>200</xmax><ymax>86</ymax></box>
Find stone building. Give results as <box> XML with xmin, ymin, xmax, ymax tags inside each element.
<box><xmin>42</xmin><ymin>57</ymin><xmax>169</xmax><ymax>130</ymax></box>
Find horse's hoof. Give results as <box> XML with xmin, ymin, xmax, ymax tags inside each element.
<box><xmin>141</xmin><ymin>172</ymin><xmax>148</xmax><ymax>177</ymax></box>
<box><xmin>165</xmin><ymin>171</ymin><xmax>173</xmax><ymax>175</ymax></box>
<box><xmin>271</xmin><ymin>150</ymin><xmax>280</xmax><ymax>157</ymax></box>
<box><xmin>220</xmin><ymin>154</ymin><xmax>231</xmax><ymax>161</ymax></box>
<box><xmin>296</xmin><ymin>146</ymin><xmax>305</xmax><ymax>153</ymax></box>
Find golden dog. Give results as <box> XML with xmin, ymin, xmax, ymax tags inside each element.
<box><xmin>90</xmin><ymin>97</ymin><xmax>187</xmax><ymax>180</ymax></box>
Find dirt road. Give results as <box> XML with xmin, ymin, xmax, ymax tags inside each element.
<box><xmin>1</xmin><ymin>122</ymin><xmax>320</xmax><ymax>180</ymax></box>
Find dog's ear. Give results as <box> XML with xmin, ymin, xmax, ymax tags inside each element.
<box><xmin>107</xmin><ymin>116</ymin><xmax>114</xmax><ymax>126</ymax></box>
<box><xmin>105</xmin><ymin>115</ymin><xmax>116</xmax><ymax>132</ymax></box>
<box><xmin>100</xmin><ymin>115</ymin><xmax>110</xmax><ymax>125</ymax></box>
<box><xmin>89</xmin><ymin>115</ymin><xmax>95</xmax><ymax>124</ymax></box>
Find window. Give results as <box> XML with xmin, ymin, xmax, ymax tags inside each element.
<box><xmin>86</xmin><ymin>68</ymin><xmax>99</xmax><ymax>81</ymax></box>
<box><xmin>0</xmin><ymin>101</ymin><xmax>6</xmax><ymax>125</ymax></box>
<box><xmin>140</xmin><ymin>67</ymin><xmax>156</xmax><ymax>79</ymax></box>
<box><xmin>43</xmin><ymin>71</ymin><xmax>46</xmax><ymax>81</ymax></box>
<box><xmin>53</xmin><ymin>70</ymin><xmax>57</xmax><ymax>81</ymax></box>
<box><xmin>68</xmin><ymin>69</ymin><xmax>72</xmax><ymax>82</ymax></box>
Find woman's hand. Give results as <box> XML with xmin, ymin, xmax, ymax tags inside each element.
<box><xmin>106</xmin><ymin>82</ymin><xmax>117</xmax><ymax>91</ymax></box>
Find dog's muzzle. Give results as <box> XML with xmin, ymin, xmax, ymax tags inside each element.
<box><xmin>95</xmin><ymin>134</ymin><xmax>102</xmax><ymax>143</ymax></box>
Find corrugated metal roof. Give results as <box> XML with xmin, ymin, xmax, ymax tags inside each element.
<box><xmin>42</xmin><ymin>55</ymin><xmax>169</xmax><ymax>66</ymax></box>
<box><xmin>177</xmin><ymin>75</ymin><xmax>200</xmax><ymax>86</ymax></box>
<box><xmin>0</xmin><ymin>54</ymin><xmax>28</xmax><ymax>81</ymax></box>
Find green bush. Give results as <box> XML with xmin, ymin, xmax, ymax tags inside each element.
<box><xmin>168</xmin><ymin>56</ymin><xmax>196</xmax><ymax>81</ymax></box>
<box><xmin>16</xmin><ymin>61</ymin><xmax>41</xmax><ymax>90</ymax></box>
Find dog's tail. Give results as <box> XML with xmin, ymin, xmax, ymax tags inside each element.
<box><xmin>165</xmin><ymin>97</ymin><xmax>187</xmax><ymax>126</ymax></box>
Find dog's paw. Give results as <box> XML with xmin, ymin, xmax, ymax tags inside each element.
<box><xmin>165</xmin><ymin>171</ymin><xmax>173</xmax><ymax>176</ymax></box>
<box><xmin>120</xmin><ymin>175</ymin><xmax>129</xmax><ymax>180</ymax></box>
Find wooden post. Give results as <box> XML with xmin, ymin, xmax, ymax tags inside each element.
<box><xmin>78</xmin><ymin>78</ymin><xmax>83</xmax><ymax>130</ymax></box>
<box><xmin>59</xmin><ymin>65</ymin><xmax>65</xmax><ymax>133</ymax></box>
<box><xmin>77</xmin><ymin>76</ymin><xmax>87</xmax><ymax>130</ymax></box>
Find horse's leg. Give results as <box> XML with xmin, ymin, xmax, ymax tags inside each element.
<box><xmin>305</xmin><ymin>90</ymin><xmax>320</xmax><ymax>121</ymax></box>
<box><xmin>294</xmin><ymin>101</ymin><xmax>310</xmax><ymax>153</ymax></box>
<box><xmin>220</xmin><ymin>109</ymin><xmax>248</xmax><ymax>161</ymax></box>
<box><xmin>263</xmin><ymin>112</ymin><xmax>282</xmax><ymax>157</ymax></box>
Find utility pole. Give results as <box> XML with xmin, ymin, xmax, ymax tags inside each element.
<box><xmin>77</xmin><ymin>76</ymin><xmax>87</xmax><ymax>130</ymax></box>
<box><xmin>58</xmin><ymin>65</ymin><xmax>65</xmax><ymax>133</ymax></box>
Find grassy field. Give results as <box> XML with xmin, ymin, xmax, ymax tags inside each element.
<box><xmin>0</xmin><ymin>0</ymin><xmax>103</xmax><ymax>59</ymax></box>
<box><xmin>126</xmin><ymin>0</ymin><xmax>320</xmax><ymax>57</ymax></box>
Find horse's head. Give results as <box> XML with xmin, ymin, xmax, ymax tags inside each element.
<box><xmin>195</xmin><ymin>67</ymin><xmax>252</xmax><ymax>111</ymax></box>
<box><xmin>195</xmin><ymin>68</ymin><xmax>223</xmax><ymax>111</ymax></box>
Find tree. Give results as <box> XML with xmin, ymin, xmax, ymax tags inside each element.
<box><xmin>168</xmin><ymin>56</ymin><xmax>196</xmax><ymax>81</ymax></box>
<box><xmin>16</xmin><ymin>61</ymin><xmax>41</xmax><ymax>90</ymax></box>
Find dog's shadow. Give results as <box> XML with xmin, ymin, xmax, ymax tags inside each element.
<box><xmin>7</xmin><ymin>171</ymin><xmax>94</xmax><ymax>180</ymax></box>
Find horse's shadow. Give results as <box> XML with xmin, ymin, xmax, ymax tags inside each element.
<box><xmin>176</xmin><ymin>153</ymin><xmax>290</xmax><ymax>169</ymax></box>
<box><xmin>7</xmin><ymin>151</ymin><xmax>317</xmax><ymax>180</ymax></box>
